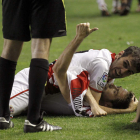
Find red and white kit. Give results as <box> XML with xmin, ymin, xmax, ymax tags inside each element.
<box><xmin>9</xmin><ymin>49</ymin><xmax>115</xmax><ymax>117</ymax></box>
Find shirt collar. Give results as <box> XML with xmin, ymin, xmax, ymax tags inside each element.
<box><xmin>111</xmin><ymin>53</ymin><xmax>116</xmax><ymax>63</ymax></box>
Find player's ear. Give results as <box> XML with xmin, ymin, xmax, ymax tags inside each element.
<box><xmin>118</xmin><ymin>51</ymin><xmax>124</xmax><ymax>57</ymax></box>
<box><xmin>104</xmin><ymin>102</ymin><xmax>113</xmax><ymax>108</ymax></box>
<box><xmin>116</xmin><ymin>51</ymin><xmax>124</xmax><ymax>59</ymax></box>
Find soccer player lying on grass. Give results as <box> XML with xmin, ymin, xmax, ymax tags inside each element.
<box><xmin>52</xmin><ymin>22</ymin><xmax>140</xmax><ymax>117</ymax></box>
<box><xmin>9</xmin><ymin>22</ymin><xmax>140</xmax><ymax>117</ymax></box>
<box><xmin>41</xmin><ymin>83</ymin><xmax>138</xmax><ymax>116</ymax></box>
<box><xmin>9</xmin><ymin>69</ymin><xmax>138</xmax><ymax>117</ymax></box>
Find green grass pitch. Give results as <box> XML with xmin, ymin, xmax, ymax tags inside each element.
<box><xmin>1</xmin><ymin>0</ymin><xmax>140</xmax><ymax>139</ymax></box>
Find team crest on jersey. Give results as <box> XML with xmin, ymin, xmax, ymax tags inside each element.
<box><xmin>97</xmin><ymin>72</ymin><xmax>108</xmax><ymax>88</ymax></box>
<box><xmin>9</xmin><ymin>105</ymin><xmax>14</xmax><ymax>115</ymax></box>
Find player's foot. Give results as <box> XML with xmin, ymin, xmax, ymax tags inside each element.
<box><xmin>120</xmin><ymin>3</ymin><xmax>130</xmax><ymax>16</ymax></box>
<box><xmin>102</xmin><ymin>10</ymin><xmax>111</xmax><ymax>17</ymax></box>
<box><xmin>112</xmin><ymin>7</ymin><xmax>120</xmax><ymax>14</ymax></box>
<box><xmin>0</xmin><ymin>117</ymin><xmax>14</xmax><ymax>130</ymax></box>
<box><xmin>24</xmin><ymin>120</ymin><xmax>62</xmax><ymax>133</ymax></box>
<box><xmin>113</xmin><ymin>9</ymin><xmax>120</xmax><ymax>14</ymax></box>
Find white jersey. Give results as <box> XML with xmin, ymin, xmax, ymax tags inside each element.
<box><xmin>66</xmin><ymin>49</ymin><xmax>115</xmax><ymax>116</ymax></box>
<box><xmin>68</xmin><ymin>49</ymin><xmax>115</xmax><ymax>92</ymax></box>
<box><xmin>9</xmin><ymin>49</ymin><xmax>115</xmax><ymax>117</ymax></box>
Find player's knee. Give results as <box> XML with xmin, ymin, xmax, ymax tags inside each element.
<box><xmin>1</xmin><ymin>39</ymin><xmax>23</xmax><ymax>61</ymax></box>
<box><xmin>31</xmin><ymin>38</ymin><xmax>51</xmax><ymax>59</ymax></box>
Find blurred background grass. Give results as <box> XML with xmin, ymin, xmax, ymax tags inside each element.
<box><xmin>0</xmin><ymin>0</ymin><xmax>140</xmax><ymax>139</ymax></box>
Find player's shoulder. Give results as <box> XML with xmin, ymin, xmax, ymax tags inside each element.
<box><xmin>99</xmin><ymin>49</ymin><xmax>111</xmax><ymax>56</ymax></box>
<box><xmin>88</xmin><ymin>49</ymin><xmax>111</xmax><ymax>57</ymax></box>
<box><xmin>96</xmin><ymin>49</ymin><xmax>112</xmax><ymax>64</ymax></box>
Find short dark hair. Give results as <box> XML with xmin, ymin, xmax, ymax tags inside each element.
<box><xmin>122</xmin><ymin>46</ymin><xmax>140</xmax><ymax>72</ymax></box>
<box><xmin>110</xmin><ymin>91</ymin><xmax>134</xmax><ymax>109</ymax></box>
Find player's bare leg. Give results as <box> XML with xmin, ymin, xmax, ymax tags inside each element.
<box><xmin>0</xmin><ymin>39</ymin><xmax>23</xmax><ymax>129</ymax></box>
<box><xmin>1</xmin><ymin>39</ymin><xmax>23</xmax><ymax>61</ymax></box>
<box><xmin>53</xmin><ymin>23</ymin><xmax>98</xmax><ymax>103</ymax></box>
<box><xmin>131</xmin><ymin>97</ymin><xmax>140</xmax><ymax>123</ymax></box>
<box><xmin>96</xmin><ymin>0</ymin><xmax>111</xmax><ymax>16</ymax></box>
<box><xmin>31</xmin><ymin>38</ymin><xmax>51</xmax><ymax>59</ymax></box>
<box><xmin>112</xmin><ymin>0</ymin><xmax>121</xmax><ymax>14</ymax></box>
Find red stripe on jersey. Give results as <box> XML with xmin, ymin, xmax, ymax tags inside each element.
<box><xmin>111</xmin><ymin>53</ymin><xmax>116</xmax><ymax>62</ymax></box>
<box><xmin>48</xmin><ymin>63</ymin><xmax>55</xmax><ymax>79</ymax></box>
<box><xmin>89</xmin><ymin>86</ymin><xmax>102</xmax><ymax>93</ymax></box>
<box><xmin>10</xmin><ymin>89</ymin><xmax>29</xmax><ymax>99</ymax></box>
<box><xmin>71</xmin><ymin>71</ymin><xmax>89</xmax><ymax>100</ymax></box>
<box><xmin>45</xmin><ymin>60</ymin><xmax>60</xmax><ymax>94</ymax></box>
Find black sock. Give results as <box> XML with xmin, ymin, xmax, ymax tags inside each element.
<box><xmin>0</xmin><ymin>57</ymin><xmax>17</xmax><ymax>120</ymax></box>
<box><xmin>27</xmin><ymin>58</ymin><xmax>49</xmax><ymax>124</ymax></box>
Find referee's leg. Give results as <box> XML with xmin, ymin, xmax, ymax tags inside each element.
<box><xmin>0</xmin><ymin>39</ymin><xmax>23</xmax><ymax>129</ymax></box>
<box><xmin>27</xmin><ymin>38</ymin><xmax>51</xmax><ymax>125</ymax></box>
<box><xmin>24</xmin><ymin>38</ymin><xmax>64</xmax><ymax>133</ymax></box>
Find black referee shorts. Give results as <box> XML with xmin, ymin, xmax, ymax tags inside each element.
<box><xmin>2</xmin><ymin>0</ymin><xmax>66</xmax><ymax>41</ymax></box>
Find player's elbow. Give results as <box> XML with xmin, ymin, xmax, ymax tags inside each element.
<box><xmin>53</xmin><ymin>64</ymin><xmax>62</xmax><ymax>77</ymax></box>
<box><xmin>52</xmin><ymin>64</ymin><xmax>58</xmax><ymax>73</ymax></box>
<box><xmin>53</xmin><ymin>64</ymin><xmax>66</xmax><ymax>78</ymax></box>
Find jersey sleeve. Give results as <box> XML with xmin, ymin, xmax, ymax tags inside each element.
<box><xmin>88</xmin><ymin>59</ymin><xmax>109</xmax><ymax>92</ymax></box>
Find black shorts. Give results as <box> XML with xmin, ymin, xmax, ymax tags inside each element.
<box><xmin>2</xmin><ymin>0</ymin><xmax>66</xmax><ymax>41</ymax></box>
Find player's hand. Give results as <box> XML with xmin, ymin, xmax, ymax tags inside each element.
<box><xmin>91</xmin><ymin>104</ymin><xmax>107</xmax><ymax>117</ymax></box>
<box><xmin>131</xmin><ymin>97</ymin><xmax>140</xmax><ymax>123</ymax></box>
<box><xmin>128</xmin><ymin>96</ymin><xmax>138</xmax><ymax>112</ymax></box>
<box><xmin>76</xmin><ymin>22</ymin><xmax>98</xmax><ymax>40</ymax></box>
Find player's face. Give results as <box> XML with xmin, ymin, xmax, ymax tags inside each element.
<box><xmin>109</xmin><ymin>55</ymin><xmax>137</xmax><ymax>79</ymax></box>
<box><xmin>102</xmin><ymin>83</ymin><xmax>136</xmax><ymax>102</ymax></box>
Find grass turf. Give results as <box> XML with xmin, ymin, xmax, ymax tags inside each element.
<box><xmin>0</xmin><ymin>0</ymin><xmax>140</xmax><ymax>139</ymax></box>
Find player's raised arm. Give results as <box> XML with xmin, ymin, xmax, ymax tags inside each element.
<box><xmin>53</xmin><ymin>23</ymin><xmax>98</xmax><ymax>76</ymax></box>
<box><xmin>53</xmin><ymin>23</ymin><xmax>98</xmax><ymax>103</ymax></box>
